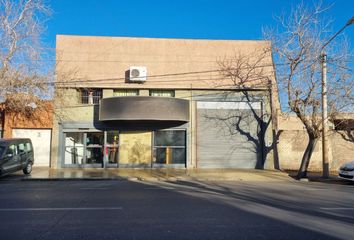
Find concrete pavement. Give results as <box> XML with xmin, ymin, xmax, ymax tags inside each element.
<box><xmin>0</xmin><ymin>178</ymin><xmax>353</xmax><ymax>239</ymax></box>
<box><xmin>1</xmin><ymin>167</ymin><xmax>348</xmax><ymax>183</ymax></box>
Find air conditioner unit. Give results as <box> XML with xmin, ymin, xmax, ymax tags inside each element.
<box><xmin>129</xmin><ymin>66</ymin><xmax>147</xmax><ymax>82</ymax></box>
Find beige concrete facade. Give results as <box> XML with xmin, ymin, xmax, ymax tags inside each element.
<box><xmin>56</xmin><ymin>35</ymin><xmax>277</xmax><ymax>92</ymax></box>
<box><xmin>277</xmin><ymin>115</ymin><xmax>354</xmax><ymax>171</ymax></box>
<box><xmin>53</xmin><ymin>35</ymin><xmax>278</xmax><ymax>170</ymax></box>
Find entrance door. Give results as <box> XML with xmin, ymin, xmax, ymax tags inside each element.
<box><xmin>85</xmin><ymin>132</ymin><xmax>104</xmax><ymax>166</ymax></box>
<box><xmin>105</xmin><ymin>131</ymin><xmax>120</xmax><ymax>168</ymax></box>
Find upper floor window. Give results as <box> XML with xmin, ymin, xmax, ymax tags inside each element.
<box><xmin>81</xmin><ymin>89</ymin><xmax>102</xmax><ymax>104</ymax></box>
<box><xmin>149</xmin><ymin>90</ymin><xmax>175</xmax><ymax>97</ymax></box>
<box><xmin>113</xmin><ymin>89</ymin><xmax>139</xmax><ymax>97</ymax></box>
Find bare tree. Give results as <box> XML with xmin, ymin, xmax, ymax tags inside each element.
<box><xmin>0</xmin><ymin>0</ymin><xmax>51</xmax><ymax>118</ymax></box>
<box><xmin>263</xmin><ymin>2</ymin><xmax>353</xmax><ymax>178</ymax></box>
<box><xmin>217</xmin><ymin>48</ymin><xmax>281</xmax><ymax>169</ymax></box>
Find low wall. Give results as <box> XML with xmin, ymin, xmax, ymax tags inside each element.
<box><xmin>278</xmin><ymin>129</ymin><xmax>353</xmax><ymax>171</ymax></box>
<box><xmin>2</xmin><ymin>103</ymin><xmax>53</xmax><ymax>138</ymax></box>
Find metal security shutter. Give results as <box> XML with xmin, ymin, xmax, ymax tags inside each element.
<box><xmin>12</xmin><ymin>129</ymin><xmax>52</xmax><ymax>167</ymax></box>
<box><xmin>197</xmin><ymin>102</ymin><xmax>262</xmax><ymax>168</ymax></box>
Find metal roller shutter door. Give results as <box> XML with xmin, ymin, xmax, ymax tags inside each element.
<box><xmin>197</xmin><ymin>101</ymin><xmax>262</xmax><ymax>168</ymax></box>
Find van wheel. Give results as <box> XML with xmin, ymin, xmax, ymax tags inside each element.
<box><xmin>23</xmin><ymin>163</ymin><xmax>32</xmax><ymax>175</ymax></box>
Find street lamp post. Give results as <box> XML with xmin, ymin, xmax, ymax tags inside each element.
<box><xmin>320</xmin><ymin>16</ymin><xmax>354</xmax><ymax>178</ymax></box>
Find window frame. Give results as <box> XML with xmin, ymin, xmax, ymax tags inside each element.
<box><xmin>80</xmin><ymin>89</ymin><xmax>103</xmax><ymax>104</ymax></box>
<box><xmin>63</xmin><ymin>131</ymin><xmax>104</xmax><ymax>167</ymax></box>
<box><xmin>152</xmin><ymin>129</ymin><xmax>186</xmax><ymax>167</ymax></box>
<box><xmin>149</xmin><ymin>89</ymin><xmax>175</xmax><ymax>97</ymax></box>
<box><xmin>113</xmin><ymin>89</ymin><xmax>139</xmax><ymax>97</ymax></box>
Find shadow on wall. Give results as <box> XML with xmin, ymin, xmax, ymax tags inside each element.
<box><xmin>200</xmin><ymin>92</ymin><xmax>280</xmax><ymax>169</ymax></box>
<box><xmin>128</xmin><ymin>140</ymin><xmax>151</xmax><ymax>166</ymax></box>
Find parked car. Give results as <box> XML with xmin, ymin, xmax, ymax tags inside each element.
<box><xmin>0</xmin><ymin>138</ymin><xmax>34</xmax><ymax>176</ymax></box>
<box><xmin>338</xmin><ymin>161</ymin><xmax>354</xmax><ymax>181</ymax></box>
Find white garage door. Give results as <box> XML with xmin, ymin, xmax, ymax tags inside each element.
<box><xmin>12</xmin><ymin>129</ymin><xmax>51</xmax><ymax>167</ymax></box>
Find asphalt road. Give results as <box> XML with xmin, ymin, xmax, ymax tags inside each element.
<box><xmin>0</xmin><ymin>179</ymin><xmax>353</xmax><ymax>240</ymax></box>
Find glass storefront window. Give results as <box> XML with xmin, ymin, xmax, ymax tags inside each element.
<box><xmin>86</xmin><ymin>132</ymin><xmax>103</xmax><ymax>146</ymax></box>
<box><xmin>62</xmin><ymin>129</ymin><xmax>186</xmax><ymax>168</ymax></box>
<box><xmin>86</xmin><ymin>132</ymin><xmax>104</xmax><ymax>164</ymax></box>
<box><xmin>86</xmin><ymin>148</ymin><xmax>103</xmax><ymax>164</ymax></box>
<box><xmin>106</xmin><ymin>131</ymin><xmax>119</xmax><ymax>164</ymax></box>
<box><xmin>65</xmin><ymin>132</ymin><xmax>84</xmax><ymax>165</ymax></box>
<box><xmin>64</xmin><ymin>132</ymin><xmax>104</xmax><ymax>165</ymax></box>
<box><xmin>153</xmin><ymin>130</ymin><xmax>186</xmax><ymax>165</ymax></box>
<box><xmin>155</xmin><ymin>148</ymin><xmax>186</xmax><ymax>164</ymax></box>
<box><xmin>107</xmin><ymin>131</ymin><xmax>119</xmax><ymax>145</ymax></box>
<box><xmin>154</xmin><ymin>130</ymin><xmax>186</xmax><ymax>146</ymax></box>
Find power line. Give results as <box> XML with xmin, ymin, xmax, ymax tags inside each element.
<box><xmin>6</xmin><ymin>59</ymin><xmax>319</xmax><ymax>87</ymax></box>
<box><xmin>8</xmin><ymin>59</ymin><xmax>324</xmax><ymax>87</ymax></box>
<box><xmin>327</xmin><ymin>62</ymin><xmax>354</xmax><ymax>73</ymax></box>
<box><xmin>51</xmin><ymin>59</ymin><xmax>318</xmax><ymax>86</ymax></box>
<box><xmin>54</xmin><ymin>75</ymin><xmax>273</xmax><ymax>88</ymax></box>
<box><xmin>55</xmin><ymin>59</ymin><xmax>322</xmax><ymax>86</ymax></box>
<box><xmin>53</xmin><ymin>64</ymin><xmax>277</xmax><ymax>85</ymax></box>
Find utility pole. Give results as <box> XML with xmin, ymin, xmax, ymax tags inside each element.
<box><xmin>320</xmin><ymin>16</ymin><xmax>354</xmax><ymax>178</ymax></box>
<box><xmin>321</xmin><ymin>53</ymin><xmax>329</xmax><ymax>178</ymax></box>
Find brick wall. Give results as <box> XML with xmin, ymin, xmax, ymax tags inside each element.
<box><xmin>2</xmin><ymin>102</ymin><xmax>53</xmax><ymax>138</ymax></box>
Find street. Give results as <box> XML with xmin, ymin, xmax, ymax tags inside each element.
<box><xmin>0</xmin><ymin>179</ymin><xmax>353</xmax><ymax>240</ymax></box>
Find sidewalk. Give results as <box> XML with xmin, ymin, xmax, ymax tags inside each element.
<box><xmin>2</xmin><ymin>167</ymin><xmax>348</xmax><ymax>183</ymax></box>
<box><xmin>2</xmin><ymin>167</ymin><xmax>294</xmax><ymax>182</ymax></box>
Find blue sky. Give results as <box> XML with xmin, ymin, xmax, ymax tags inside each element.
<box><xmin>42</xmin><ymin>0</ymin><xmax>353</xmax><ymax>110</ymax></box>
<box><xmin>45</xmin><ymin>0</ymin><xmax>354</xmax><ymax>48</ymax></box>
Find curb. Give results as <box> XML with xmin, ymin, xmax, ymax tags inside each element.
<box><xmin>20</xmin><ymin>177</ymin><xmax>128</xmax><ymax>181</ymax></box>
<box><xmin>17</xmin><ymin>177</ymin><xmax>293</xmax><ymax>182</ymax></box>
<box><xmin>307</xmin><ymin>177</ymin><xmax>353</xmax><ymax>184</ymax></box>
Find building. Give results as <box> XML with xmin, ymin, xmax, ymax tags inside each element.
<box><xmin>0</xmin><ymin>101</ymin><xmax>53</xmax><ymax>167</ymax></box>
<box><xmin>52</xmin><ymin>35</ymin><xmax>279</xmax><ymax>169</ymax></box>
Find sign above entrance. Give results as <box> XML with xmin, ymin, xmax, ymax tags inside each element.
<box><xmin>99</xmin><ymin>96</ymin><xmax>190</xmax><ymax>122</ymax></box>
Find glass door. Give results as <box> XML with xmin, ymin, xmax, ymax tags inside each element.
<box><xmin>105</xmin><ymin>131</ymin><xmax>120</xmax><ymax>168</ymax></box>
<box><xmin>85</xmin><ymin>132</ymin><xmax>104</xmax><ymax>167</ymax></box>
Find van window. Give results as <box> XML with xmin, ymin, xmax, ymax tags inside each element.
<box><xmin>7</xmin><ymin>145</ymin><xmax>17</xmax><ymax>155</ymax></box>
<box><xmin>18</xmin><ymin>143</ymin><xmax>25</xmax><ymax>154</ymax></box>
<box><xmin>0</xmin><ymin>146</ymin><xmax>6</xmax><ymax>156</ymax></box>
<box><xmin>26</xmin><ymin>143</ymin><xmax>32</xmax><ymax>151</ymax></box>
